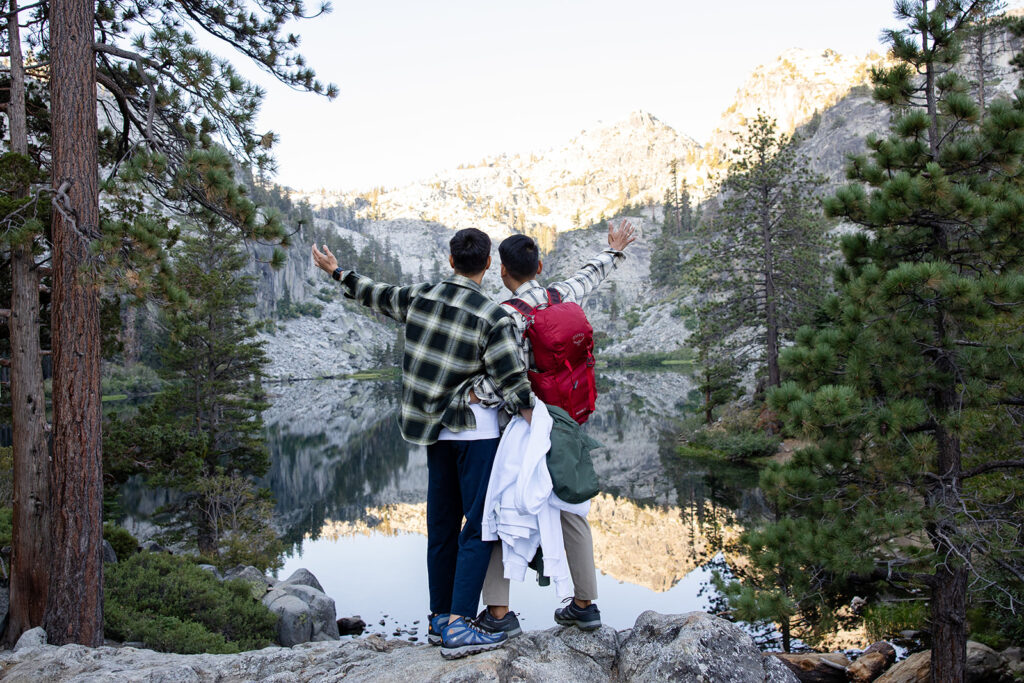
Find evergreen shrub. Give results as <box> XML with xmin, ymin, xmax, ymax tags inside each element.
<box><xmin>104</xmin><ymin>552</ymin><xmax>277</xmax><ymax>653</ymax></box>
<box><xmin>103</xmin><ymin>523</ymin><xmax>139</xmax><ymax>561</ymax></box>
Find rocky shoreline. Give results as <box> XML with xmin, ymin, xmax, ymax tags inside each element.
<box><xmin>4</xmin><ymin>608</ymin><xmax>1021</xmax><ymax>682</ymax></box>
<box><xmin>1</xmin><ymin>611</ymin><xmax>798</xmax><ymax>683</ymax></box>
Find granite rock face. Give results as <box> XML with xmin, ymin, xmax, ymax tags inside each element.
<box><xmin>0</xmin><ymin>611</ymin><xmax>798</xmax><ymax>683</ymax></box>
<box><xmin>616</xmin><ymin>611</ymin><xmax>798</xmax><ymax>683</ymax></box>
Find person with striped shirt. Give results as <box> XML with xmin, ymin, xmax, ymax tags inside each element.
<box><xmin>472</xmin><ymin>218</ymin><xmax>637</xmax><ymax>637</ymax></box>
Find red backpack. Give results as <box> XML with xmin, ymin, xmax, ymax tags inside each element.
<box><xmin>504</xmin><ymin>288</ymin><xmax>597</xmax><ymax>424</ymax></box>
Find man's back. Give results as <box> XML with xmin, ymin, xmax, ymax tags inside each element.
<box><xmin>341</xmin><ymin>271</ymin><xmax>532</xmax><ymax>445</ymax></box>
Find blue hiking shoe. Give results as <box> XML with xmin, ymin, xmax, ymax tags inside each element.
<box><xmin>475</xmin><ymin>608</ymin><xmax>523</xmax><ymax>638</ymax></box>
<box><xmin>554</xmin><ymin>598</ymin><xmax>602</xmax><ymax>631</ymax></box>
<box><xmin>427</xmin><ymin>613</ymin><xmax>449</xmax><ymax>646</ymax></box>
<box><xmin>440</xmin><ymin>616</ymin><xmax>508</xmax><ymax>659</ymax></box>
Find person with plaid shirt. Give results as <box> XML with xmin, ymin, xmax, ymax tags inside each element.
<box><xmin>470</xmin><ymin>218</ymin><xmax>637</xmax><ymax>638</ymax></box>
<box><xmin>312</xmin><ymin>228</ymin><xmax>533</xmax><ymax>659</ymax></box>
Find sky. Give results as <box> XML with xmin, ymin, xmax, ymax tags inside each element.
<box><xmin>228</xmin><ymin>0</ymin><xmax>1023</xmax><ymax>192</ymax></box>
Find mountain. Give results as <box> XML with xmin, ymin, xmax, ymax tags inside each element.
<box><xmin>292</xmin><ymin>47</ymin><xmax>885</xmax><ymax>226</ymax></box>
<box><xmin>257</xmin><ymin>33</ymin><xmax>1022</xmax><ymax>373</ymax></box>
<box><xmin>295</xmin><ymin>111</ymin><xmax>700</xmax><ymax>241</ymax></box>
<box><xmin>702</xmin><ymin>48</ymin><xmax>885</xmax><ymax>167</ymax></box>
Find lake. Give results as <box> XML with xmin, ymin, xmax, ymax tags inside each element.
<box><xmin>260</xmin><ymin>370</ymin><xmax>769</xmax><ymax>639</ymax></box>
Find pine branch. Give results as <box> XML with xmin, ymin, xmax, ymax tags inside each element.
<box><xmin>94</xmin><ymin>43</ymin><xmax>157</xmax><ymax>142</ymax></box>
<box><xmin>962</xmin><ymin>459</ymin><xmax>1024</xmax><ymax>479</ymax></box>
<box><xmin>1</xmin><ymin>0</ymin><xmax>42</xmax><ymax>18</ymax></box>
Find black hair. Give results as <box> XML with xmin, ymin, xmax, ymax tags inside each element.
<box><xmin>449</xmin><ymin>228</ymin><xmax>491</xmax><ymax>275</ymax></box>
<box><xmin>498</xmin><ymin>234</ymin><xmax>540</xmax><ymax>280</ymax></box>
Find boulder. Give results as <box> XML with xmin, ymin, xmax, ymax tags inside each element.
<box><xmin>141</xmin><ymin>540</ymin><xmax>167</xmax><ymax>553</ymax></box>
<box><xmin>224</xmin><ymin>565</ymin><xmax>271</xmax><ymax>585</ymax></box>
<box><xmin>1002</xmin><ymin>646</ymin><xmax>1023</xmax><ymax>677</ymax></box>
<box><xmin>14</xmin><ymin>626</ymin><xmax>47</xmax><ymax>651</ymax></box>
<box><xmin>101</xmin><ymin>539</ymin><xmax>117</xmax><ymax>564</ymax></box>
<box><xmin>261</xmin><ymin>592</ymin><xmax>313</xmax><ymax>646</ymax></box>
<box><xmin>278</xmin><ymin>567</ymin><xmax>325</xmax><ymax>593</ymax></box>
<box><xmin>616</xmin><ymin>611</ymin><xmax>799</xmax><ymax>682</ymax></box>
<box><xmin>224</xmin><ymin>565</ymin><xmax>272</xmax><ymax>599</ymax></box>
<box><xmin>848</xmin><ymin>642</ymin><xmax>897</xmax><ymax>683</ymax></box>
<box><xmin>877</xmin><ymin>643</ymin><xmax>1012</xmax><ymax>683</ymax></box>
<box><xmin>196</xmin><ymin>564</ymin><xmax>223</xmax><ymax>581</ymax></box>
<box><xmin>277</xmin><ymin>583</ymin><xmax>339</xmax><ymax>640</ymax></box>
<box><xmin>770</xmin><ymin>652</ymin><xmax>849</xmax><ymax>682</ymax></box>
<box><xmin>337</xmin><ymin>616</ymin><xmax>366</xmax><ymax>636</ymax></box>
<box><xmin>966</xmin><ymin>641</ymin><xmax>1012</xmax><ymax>683</ymax></box>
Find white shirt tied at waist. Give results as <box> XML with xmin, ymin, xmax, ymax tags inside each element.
<box><xmin>481</xmin><ymin>400</ymin><xmax>590</xmax><ymax>599</ymax></box>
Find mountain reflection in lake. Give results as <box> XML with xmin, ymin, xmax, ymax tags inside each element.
<box><xmin>262</xmin><ymin>371</ymin><xmax>767</xmax><ymax>634</ymax></box>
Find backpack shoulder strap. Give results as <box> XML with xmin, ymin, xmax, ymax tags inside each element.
<box><xmin>546</xmin><ymin>288</ymin><xmax>563</xmax><ymax>305</ymax></box>
<box><xmin>503</xmin><ymin>298</ymin><xmax>536</xmax><ymax>318</ymax></box>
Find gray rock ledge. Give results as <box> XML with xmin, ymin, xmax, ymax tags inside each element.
<box><xmin>0</xmin><ymin>611</ymin><xmax>798</xmax><ymax>683</ymax></box>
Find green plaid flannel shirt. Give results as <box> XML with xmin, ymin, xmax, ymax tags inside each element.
<box><xmin>340</xmin><ymin>271</ymin><xmax>533</xmax><ymax>445</ymax></box>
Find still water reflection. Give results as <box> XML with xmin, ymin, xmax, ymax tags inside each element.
<box><xmin>262</xmin><ymin>371</ymin><xmax>768</xmax><ymax>635</ymax></box>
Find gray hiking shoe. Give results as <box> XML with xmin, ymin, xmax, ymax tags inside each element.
<box><xmin>553</xmin><ymin>598</ymin><xmax>601</xmax><ymax>631</ymax></box>
<box><xmin>475</xmin><ymin>608</ymin><xmax>523</xmax><ymax>637</ymax></box>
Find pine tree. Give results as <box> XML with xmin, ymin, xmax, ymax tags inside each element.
<box><xmin>691</xmin><ymin>113</ymin><xmax>828</xmax><ymax>390</ymax></box>
<box><xmin>0</xmin><ymin>0</ymin><xmax>51</xmax><ymax>644</ymax></box>
<box><xmin>7</xmin><ymin>0</ymin><xmax>336</xmax><ymax>646</ymax></box>
<box><xmin>690</xmin><ymin>298</ymin><xmax>742</xmax><ymax>425</ymax></box>
<box><xmin>735</xmin><ymin>2</ymin><xmax>1024</xmax><ymax>677</ymax></box>
<box><xmin>651</xmin><ymin>163</ymin><xmax>695</xmax><ymax>289</ymax></box>
<box><xmin>106</xmin><ymin>213</ymin><xmax>274</xmax><ymax>564</ymax></box>
<box><xmin>45</xmin><ymin>0</ymin><xmax>105</xmax><ymax>647</ymax></box>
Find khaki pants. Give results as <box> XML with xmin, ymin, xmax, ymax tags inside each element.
<box><xmin>482</xmin><ymin>511</ymin><xmax>598</xmax><ymax>605</ymax></box>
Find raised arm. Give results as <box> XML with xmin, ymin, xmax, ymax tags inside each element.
<box><xmin>550</xmin><ymin>218</ymin><xmax>637</xmax><ymax>303</ymax></box>
<box><xmin>312</xmin><ymin>243</ymin><xmax>427</xmax><ymax>323</ymax></box>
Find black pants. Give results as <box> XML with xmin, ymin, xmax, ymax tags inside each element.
<box><xmin>426</xmin><ymin>438</ymin><xmax>500</xmax><ymax>618</ymax></box>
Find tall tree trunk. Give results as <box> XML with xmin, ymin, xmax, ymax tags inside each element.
<box><xmin>928</xmin><ymin>413</ymin><xmax>968</xmax><ymax>679</ymax></box>
<box><xmin>975</xmin><ymin>32</ymin><xmax>986</xmax><ymax>124</ymax></box>
<box><xmin>922</xmin><ymin>9</ymin><xmax>966</xmax><ymax>671</ymax></box>
<box><xmin>704</xmin><ymin>385</ymin><xmax>713</xmax><ymax>425</ymax></box>
<box><xmin>924</xmin><ymin>1</ymin><xmax>940</xmax><ymax>159</ymax></box>
<box><xmin>44</xmin><ymin>0</ymin><xmax>103</xmax><ymax>647</ymax></box>
<box><xmin>931</xmin><ymin>552</ymin><xmax>968</xmax><ymax>682</ymax></box>
<box><xmin>762</xmin><ymin>185</ymin><xmax>780</xmax><ymax>388</ymax></box>
<box><xmin>4</xmin><ymin>0</ymin><xmax>53</xmax><ymax>646</ymax></box>
<box><xmin>780</xmin><ymin>616</ymin><xmax>791</xmax><ymax>654</ymax></box>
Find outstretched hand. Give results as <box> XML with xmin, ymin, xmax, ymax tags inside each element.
<box><xmin>312</xmin><ymin>243</ymin><xmax>339</xmax><ymax>274</ymax></box>
<box><xmin>608</xmin><ymin>219</ymin><xmax>638</xmax><ymax>252</ymax></box>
